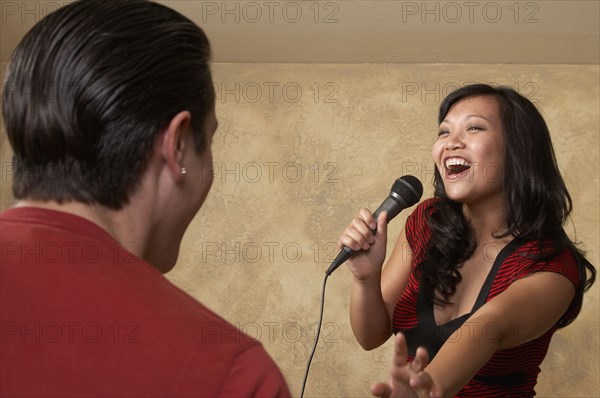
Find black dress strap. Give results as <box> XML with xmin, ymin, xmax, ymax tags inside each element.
<box><xmin>401</xmin><ymin>237</ymin><xmax>527</xmax><ymax>359</ymax></box>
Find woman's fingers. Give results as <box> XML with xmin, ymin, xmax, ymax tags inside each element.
<box><xmin>371</xmin><ymin>382</ymin><xmax>392</xmax><ymax>398</ymax></box>
<box><xmin>411</xmin><ymin>347</ymin><xmax>429</xmax><ymax>372</ymax></box>
<box><xmin>338</xmin><ymin>209</ymin><xmax>377</xmax><ymax>251</ymax></box>
<box><xmin>339</xmin><ymin>225</ymin><xmax>369</xmax><ymax>251</ymax></box>
<box><xmin>351</xmin><ymin>218</ymin><xmax>375</xmax><ymax>244</ymax></box>
<box><xmin>392</xmin><ymin>333</ymin><xmax>409</xmax><ymax>369</ymax></box>
<box><xmin>358</xmin><ymin>208</ymin><xmax>377</xmax><ymax>230</ymax></box>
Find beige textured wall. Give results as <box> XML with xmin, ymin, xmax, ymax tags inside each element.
<box><xmin>1</xmin><ymin>64</ymin><xmax>598</xmax><ymax>397</ymax></box>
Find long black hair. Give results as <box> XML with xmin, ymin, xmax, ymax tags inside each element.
<box><xmin>3</xmin><ymin>0</ymin><xmax>214</xmax><ymax>209</ymax></box>
<box><xmin>418</xmin><ymin>84</ymin><xmax>595</xmax><ymax>326</ymax></box>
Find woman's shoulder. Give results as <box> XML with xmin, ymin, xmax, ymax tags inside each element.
<box><xmin>406</xmin><ymin>197</ymin><xmax>438</xmax><ymax>226</ymax></box>
<box><xmin>410</xmin><ymin>197</ymin><xmax>438</xmax><ymax>215</ymax></box>
<box><xmin>405</xmin><ymin>197</ymin><xmax>438</xmax><ymax>245</ymax></box>
<box><xmin>511</xmin><ymin>239</ymin><xmax>579</xmax><ymax>279</ymax></box>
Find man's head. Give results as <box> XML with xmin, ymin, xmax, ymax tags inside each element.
<box><xmin>2</xmin><ymin>0</ymin><xmax>215</xmax><ymax>209</ymax></box>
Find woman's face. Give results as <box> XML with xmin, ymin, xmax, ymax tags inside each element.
<box><xmin>432</xmin><ymin>95</ymin><xmax>506</xmax><ymax>207</ymax></box>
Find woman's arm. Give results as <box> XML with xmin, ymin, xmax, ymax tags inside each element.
<box><xmin>427</xmin><ymin>271</ymin><xmax>575</xmax><ymax>396</ymax></box>
<box><xmin>341</xmin><ymin>209</ymin><xmax>415</xmax><ymax>350</ymax></box>
<box><xmin>394</xmin><ymin>271</ymin><xmax>576</xmax><ymax>397</ymax></box>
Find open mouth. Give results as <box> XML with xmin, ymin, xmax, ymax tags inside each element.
<box><xmin>445</xmin><ymin>158</ymin><xmax>471</xmax><ymax>177</ymax></box>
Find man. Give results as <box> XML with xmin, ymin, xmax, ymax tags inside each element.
<box><xmin>0</xmin><ymin>0</ymin><xmax>290</xmax><ymax>396</ymax></box>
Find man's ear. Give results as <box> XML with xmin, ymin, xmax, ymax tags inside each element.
<box><xmin>161</xmin><ymin>111</ymin><xmax>192</xmax><ymax>180</ymax></box>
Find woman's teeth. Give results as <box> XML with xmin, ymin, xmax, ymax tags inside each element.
<box><xmin>445</xmin><ymin>158</ymin><xmax>471</xmax><ymax>174</ymax></box>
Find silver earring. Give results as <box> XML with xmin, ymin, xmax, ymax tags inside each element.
<box><xmin>180</xmin><ymin>167</ymin><xmax>187</xmax><ymax>175</ymax></box>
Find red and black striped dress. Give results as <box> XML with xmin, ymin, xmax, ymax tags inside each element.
<box><xmin>392</xmin><ymin>198</ymin><xmax>581</xmax><ymax>397</ymax></box>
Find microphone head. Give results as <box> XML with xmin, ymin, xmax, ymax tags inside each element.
<box><xmin>391</xmin><ymin>175</ymin><xmax>423</xmax><ymax>207</ymax></box>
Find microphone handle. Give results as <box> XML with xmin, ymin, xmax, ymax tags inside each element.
<box><xmin>325</xmin><ymin>196</ymin><xmax>407</xmax><ymax>275</ymax></box>
<box><xmin>371</xmin><ymin>195</ymin><xmax>407</xmax><ymax>231</ymax></box>
<box><xmin>325</xmin><ymin>246</ymin><xmax>354</xmax><ymax>275</ymax></box>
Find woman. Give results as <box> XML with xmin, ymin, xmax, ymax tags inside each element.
<box><xmin>339</xmin><ymin>84</ymin><xmax>596</xmax><ymax>397</ymax></box>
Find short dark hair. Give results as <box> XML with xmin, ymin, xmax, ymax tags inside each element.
<box><xmin>2</xmin><ymin>0</ymin><xmax>215</xmax><ymax>209</ymax></box>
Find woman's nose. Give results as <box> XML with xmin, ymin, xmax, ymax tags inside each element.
<box><xmin>445</xmin><ymin>132</ymin><xmax>465</xmax><ymax>150</ymax></box>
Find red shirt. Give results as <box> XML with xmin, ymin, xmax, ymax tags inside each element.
<box><xmin>393</xmin><ymin>198</ymin><xmax>581</xmax><ymax>397</ymax></box>
<box><xmin>1</xmin><ymin>207</ymin><xmax>291</xmax><ymax>397</ymax></box>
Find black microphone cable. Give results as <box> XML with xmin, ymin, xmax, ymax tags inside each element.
<box><xmin>299</xmin><ymin>176</ymin><xmax>423</xmax><ymax>397</ymax></box>
<box><xmin>299</xmin><ymin>271</ymin><xmax>329</xmax><ymax>398</ymax></box>
<box><xmin>298</xmin><ymin>247</ymin><xmax>366</xmax><ymax>397</ymax></box>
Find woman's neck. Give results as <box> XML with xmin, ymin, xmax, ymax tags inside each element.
<box><xmin>462</xmin><ymin>198</ymin><xmax>508</xmax><ymax>243</ymax></box>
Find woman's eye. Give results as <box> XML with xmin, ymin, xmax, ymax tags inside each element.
<box><xmin>467</xmin><ymin>126</ymin><xmax>483</xmax><ymax>131</ymax></box>
<box><xmin>438</xmin><ymin>130</ymin><xmax>449</xmax><ymax>137</ymax></box>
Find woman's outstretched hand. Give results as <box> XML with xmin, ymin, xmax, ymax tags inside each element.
<box><xmin>371</xmin><ymin>333</ymin><xmax>442</xmax><ymax>398</ymax></box>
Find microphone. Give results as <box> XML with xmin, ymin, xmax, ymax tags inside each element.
<box><xmin>325</xmin><ymin>175</ymin><xmax>423</xmax><ymax>275</ymax></box>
